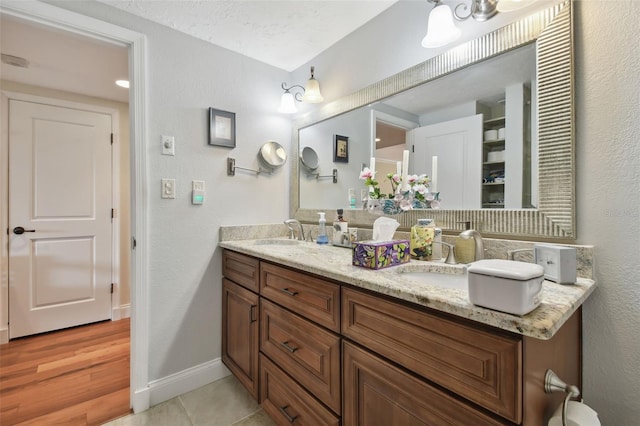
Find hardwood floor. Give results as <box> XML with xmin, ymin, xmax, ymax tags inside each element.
<box><xmin>0</xmin><ymin>318</ymin><xmax>131</xmax><ymax>425</ymax></box>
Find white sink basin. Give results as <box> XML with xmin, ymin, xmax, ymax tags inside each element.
<box><xmin>254</xmin><ymin>239</ymin><xmax>299</xmax><ymax>246</ymax></box>
<box><xmin>398</xmin><ymin>270</ymin><xmax>468</xmax><ymax>291</ymax></box>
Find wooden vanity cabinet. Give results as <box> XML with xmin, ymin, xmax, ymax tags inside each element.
<box><xmin>221</xmin><ymin>249</ymin><xmax>582</xmax><ymax>425</ymax></box>
<box><xmin>221</xmin><ymin>251</ymin><xmax>260</xmax><ymax>400</ymax></box>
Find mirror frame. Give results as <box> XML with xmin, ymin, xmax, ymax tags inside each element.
<box><xmin>290</xmin><ymin>1</ymin><xmax>575</xmax><ymax>240</ymax></box>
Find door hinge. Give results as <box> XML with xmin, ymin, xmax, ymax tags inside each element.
<box><xmin>131</xmin><ymin>237</ymin><xmax>137</xmax><ymax>250</ymax></box>
<box><xmin>110</xmin><ymin>133</ymin><xmax>114</xmax><ymax>145</ymax></box>
<box><xmin>111</xmin><ymin>283</ymin><xmax>115</xmax><ymax>294</ymax></box>
<box><xmin>111</xmin><ymin>208</ymin><xmax>115</xmax><ymax>221</ymax></box>
<box><xmin>412</xmin><ymin>145</ymin><xmax>415</xmax><ymax>153</ymax></box>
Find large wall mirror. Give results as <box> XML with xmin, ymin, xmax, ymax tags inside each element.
<box><xmin>291</xmin><ymin>1</ymin><xmax>575</xmax><ymax>240</ymax></box>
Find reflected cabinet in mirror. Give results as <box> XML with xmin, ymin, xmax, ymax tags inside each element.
<box><xmin>291</xmin><ymin>1</ymin><xmax>574</xmax><ymax>240</ymax></box>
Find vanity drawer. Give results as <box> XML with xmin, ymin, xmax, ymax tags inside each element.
<box><xmin>260</xmin><ymin>299</ymin><xmax>341</xmax><ymax>413</ymax></box>
<box><xmin>342</xmin><ymin>287</ymin><xmax>522</xmax><ymax>423</ymax></box>
<box><xmin>260</xmin><ymin>354</ymin><xmax>340</xmax><ymax>426</ymax></box>
<box><xmin>260</xmin><ymin>262</ymin><xmax>340</xmax><ymax>332</ymax></box>
<box><xmin>343</xmin><ymin>341</ymin><xmax>507</xmax><ymax>426</ymax></box>
<box><xmin>223</xmin><ymin>250</ymin><xmax>260</xmax><ymax>293</ymax></box>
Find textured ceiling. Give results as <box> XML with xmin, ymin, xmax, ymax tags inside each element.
<box><xmin>98</xmin><ymin>0</ymin><xmax>398</xmax><ymax>71</ymax></box>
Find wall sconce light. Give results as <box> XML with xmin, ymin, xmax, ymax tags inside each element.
<box><xmin>278</xmin><ymin>66</ymin><xmax>324</xmax><ymax>114</ymax></box>
<box><xmin>421</xmin><ymin>0</ymin><xmax>498</xmax><ymax>49</ymax></box>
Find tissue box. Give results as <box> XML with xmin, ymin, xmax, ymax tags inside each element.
<box><xmin>352</xmin><ymin>240</ymin><xmax>410</xmax><ymax>270</ymax></box>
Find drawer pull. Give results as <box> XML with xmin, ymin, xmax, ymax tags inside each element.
<box><xmin>249</xmin><ymin>304</ymin><xmax>257</xmax><ymax>323</ymax></box>
<box><xmin>279</xmin><ymin>405</ymin><xmax>298</xmax><ymax>423</ymax></box>
<box><xmin>280</xmin><ymin>341</ymin><xmax>298</xmax><ymax>353</ymax></box>
<box><xmin>280</xmin><ymin>288</ymin><xmax>298</xmax><ymax>296</ymax></box>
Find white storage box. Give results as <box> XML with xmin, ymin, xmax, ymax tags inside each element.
<box><xmin>467</xmin><ymin>259</ymin><xmax>544</xmax><ymax>316</ymax></box>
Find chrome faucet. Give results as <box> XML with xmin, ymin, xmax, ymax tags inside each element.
<box><xmin>460</xmin><ymin>229</ymin><xmax>485</xmax><ymax>261</ymax></box>
<box><xmin>284</xmin><ymin>219</ymin><xmax>305</xmax><ymax>241</ymax></box>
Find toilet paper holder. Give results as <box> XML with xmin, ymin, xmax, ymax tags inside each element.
<box><xmin>544</xmin><ymin>369</ymin><xmax>581</xmax><ymax>426</ymax></box>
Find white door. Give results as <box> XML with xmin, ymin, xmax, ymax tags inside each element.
<box><xmin>411</xmin><ymin>115</ymin><xmax>483</xmax><ymax>209</ymax></box>
<box><xmin>8</xmin><ymin>99</ymin><xmax>113</xmax><ymax>339</ymax></box>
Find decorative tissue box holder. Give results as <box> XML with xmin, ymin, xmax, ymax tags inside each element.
<box><xmin>352</xmin><ymin>240</ymin><xmax>410</xmax><ymax>270</ymax></box>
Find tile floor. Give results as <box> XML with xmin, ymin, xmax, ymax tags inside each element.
<box><xmin>103</xmin><ymin>375</ymin><xmax>276</xmax><ymax>426</ymax></box>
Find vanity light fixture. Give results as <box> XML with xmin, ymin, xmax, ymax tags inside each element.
<box><xmin>278</xmin><ymin>66</ymin><xmax>324</xmax><ymax>114</ymax></box>
<box><xmin>422</xmin><ymin>0</ymin><xmax>498</xmax><ymax>49</ymax></box>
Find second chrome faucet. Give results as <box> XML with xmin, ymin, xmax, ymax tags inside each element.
<box><xmin>284</xmin><ymin>219</ymin><xmax>305</xmax><ymax>241</ymax></box>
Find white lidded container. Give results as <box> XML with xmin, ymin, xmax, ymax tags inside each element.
<box><xmin>467</xmin><ymin>259</ymin><xmax>544</xmax><ymax>316</ymax></box>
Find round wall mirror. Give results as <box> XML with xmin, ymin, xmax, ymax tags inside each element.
<box><xmin>300</xmin><ymin>146</ymin><xmax>319</xmax><ymax>171</ymax></box>
<box><xmin>258</xmin><ymin>141</ymin><xmax>287</xmax><ymax>170</ymax></box>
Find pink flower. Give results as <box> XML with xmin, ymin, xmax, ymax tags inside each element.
<box><xmin>359</xmin><ymin>167</ymin><xmax>374</xmax><ymax>180</ymax></box>
<box><xmin>413</xmin><ymin>184</ymin><xmax>428</xmax><ymax>195</ymax></box>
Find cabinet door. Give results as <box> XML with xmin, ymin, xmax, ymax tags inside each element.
<box><xmin>222</xmin><ymin>278</ymin><xmax>259</xmax><ymax>400</ymax></box>
<box><xmin>260</xmin><ymin>354</ymin><xmax>340</xmax><ymax>426</ymax></box>
<box><xmin>343</xmin><ymin>341</ymin><xmax>507</xmax><ymax>426</ymax></box>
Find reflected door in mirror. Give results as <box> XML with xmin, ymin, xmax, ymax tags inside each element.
<box><xmin>411</xmin><ymin>115</ymin><xmax>483</xmax><ymax>209</ymax></box>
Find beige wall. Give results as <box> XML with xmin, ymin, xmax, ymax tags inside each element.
<box><xmin>1</xmin><ymin>80</ymin><xmax>131</xmax><ymax>309</ymax></box>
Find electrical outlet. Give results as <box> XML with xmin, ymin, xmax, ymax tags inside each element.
<box><xmin>161</xmin><ymin>135</ymin><xmax>175</xmax><ymax>156</ymax></box>
<box><xmin>161</xmin><ymin>178</ymin><xmax>176</xmax><ymax>199</ymax></box>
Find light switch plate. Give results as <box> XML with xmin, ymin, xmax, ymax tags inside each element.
<box><xmin>161</xmin><ymin>178</ymin><xmax>176</xmax><ymax>199</ymax></box>
<box><xmin>533</xmin><ymin>244</ymin><xmax>577</xmax><ymax>284</ymax></box>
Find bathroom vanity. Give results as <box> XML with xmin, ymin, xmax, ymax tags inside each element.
<box><xmin>219</xmin><ymin>239</ymin><xmax>595</xmax><ymax>426</ymax></box>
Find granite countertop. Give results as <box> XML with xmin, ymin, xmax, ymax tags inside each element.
<box><xmin>219</xmin><ymin>238</ymin><xmax>596</xmax><ymax>340</ymax></box>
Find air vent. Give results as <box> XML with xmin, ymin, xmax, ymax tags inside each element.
<box><xmin>1</xmin><ymin>53</ymin><xmax>29</xmax><ymax>68</ymax></box>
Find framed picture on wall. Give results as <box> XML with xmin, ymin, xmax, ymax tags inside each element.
<box><xmin>334</xmin><ymin>134</ymin><xmax>349</xmax><ymax>163</ymax></box>
<box><xmin>208</xmin><ymin>107</ymin><xmax>236</xmax><ymax>148</ymax></box>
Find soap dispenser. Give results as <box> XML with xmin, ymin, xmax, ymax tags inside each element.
<box><xmin>317</xmin><ymin>212</ymin><xmax>329</xmax><ymax>245</ymax></box>
<box><xmin>333</xmin><ymin>209</ymin><xmax>349</xmax><ymax>247</ymax></box>
<box><xmin>455</xmin><ymin>221</ymin><xmax>476</xmax><ymax>264</ymax></box>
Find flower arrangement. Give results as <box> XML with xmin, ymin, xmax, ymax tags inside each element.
<box><xmin>359</xmin><ymin>168</ymin><xmax>439</xmax><ymax>213</ymax></box>
<box><xmin>386</xmin><ymin>173</ymin><xmax>430</xmax><ymax>203</ymax></box>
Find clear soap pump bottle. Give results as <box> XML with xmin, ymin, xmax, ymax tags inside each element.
<box><xmin>317</xmin><ymin>212</ymin><xmax>329</xmax><ymax>244</ymax></box>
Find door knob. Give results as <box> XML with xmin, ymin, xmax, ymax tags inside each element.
<box><xmin>13</xmin><ymin>226</ymin><xmax>36</xmax><ymax>235</ymax></box>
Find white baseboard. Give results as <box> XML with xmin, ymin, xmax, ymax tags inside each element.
<box><xmin>0</xmin><ymin>327</ymin><xmax>7</xmax><ymax>344</ymax></box>
<box><xmin>132</xmin><ymin>386</ymin><xmax>150</xmax><ymax>414</ymax></box>
<box><xmin>146</xmin><ymin>358</ymin><xmax>231</xmax><ymax>408</ymax></box>
<box><xmin>112</xmin><ymin>304</ymin><xmax>131</xmax><ymax>321</ymax></box>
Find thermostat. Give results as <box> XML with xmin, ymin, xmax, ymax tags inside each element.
<box><xmin>533</xmin><ymin>244</ymin><xmax>577</xmax><ymax>284</ymax></box>
<box><xmin>192</xmin><ymin>180</ymin><xmax>205</xmax><ymax>205</ymax></box>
